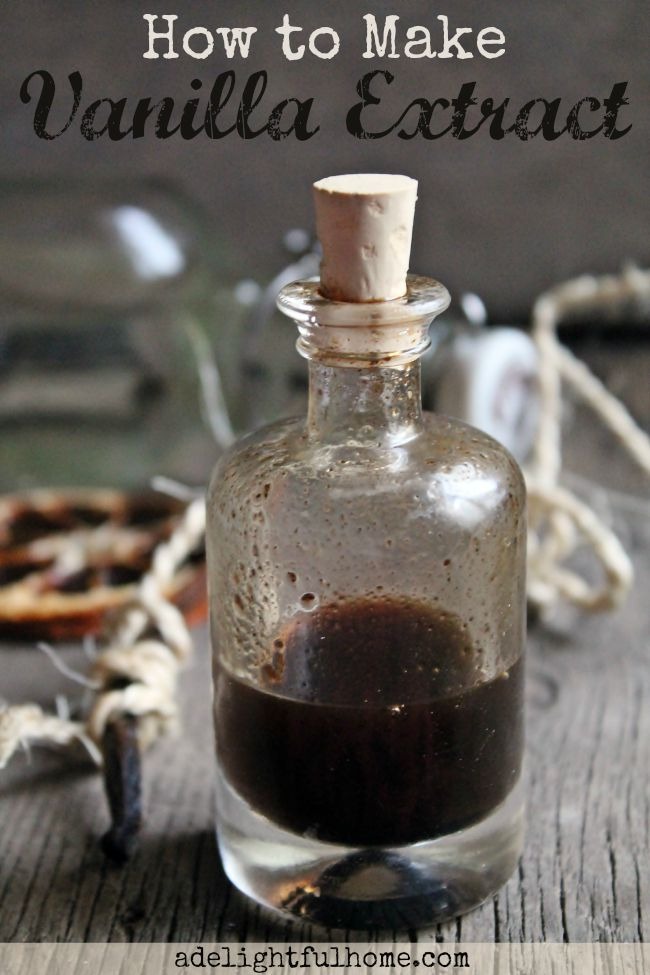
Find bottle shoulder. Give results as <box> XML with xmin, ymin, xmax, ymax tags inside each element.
<box><xmin>207</xmin><ymin>416</ymin><xmax>303</xmax><ymax>505</ymax></box>
<box><xmin>417</xmin><ymin>413</ymin><xmax>526</xmax><ymax>493</ymax></box>
<box><xmin>209</xmin><ymin>411</ymin><xmax>525</xmax><ymax>514</ymax></box>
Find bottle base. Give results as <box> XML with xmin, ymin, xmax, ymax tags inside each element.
<box><xmin>215</xmin><ymin>774</ymin><xmax>524</xmax><ymax>930</ymax></box>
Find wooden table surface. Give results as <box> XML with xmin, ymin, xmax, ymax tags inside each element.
<box><xmin>1</xmin><ymin>341</ymin><xmax>649</xmax><ymax>944</ymax></box>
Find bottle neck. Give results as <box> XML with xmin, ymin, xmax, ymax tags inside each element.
<box><xmin>307</xmin><ymin>359</ymin><xmax>423</xmax><ymax>446</ymax></box>
<box><xmin>276</xmin><ymin>276</ymin><xmax>451</xmax><ymax>446</ymax></box>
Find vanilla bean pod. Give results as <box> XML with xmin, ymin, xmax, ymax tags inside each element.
<box><xmin>100</xmin><ymin>710</ymin><xmax>141</xmax><ymax>864</ymax></box>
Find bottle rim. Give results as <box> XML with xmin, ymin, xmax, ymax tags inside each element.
<box><xmin>276</xmin><ymin>274</ymin><xmax>450</xmax><ymax>328</ymax></box>
<box><xmin>277</xmin><ymin>275</ymin><xmax>450</xmax><ymax>366</ymax></box>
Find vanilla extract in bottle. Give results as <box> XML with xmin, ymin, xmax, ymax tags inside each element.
<box><xmin>207</xmin><ymin>174</ymin><xmax>526</xmax><ymax>928</ymax></box>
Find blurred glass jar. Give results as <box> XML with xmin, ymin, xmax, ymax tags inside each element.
<box><xmin>0</xmin><ymin>179</ymin><xmax>239</xmax><ymax>491</ymax></box>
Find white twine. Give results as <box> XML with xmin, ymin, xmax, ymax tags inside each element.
<box><xmin>525</xmin><ymin>265</ymin><xmax>650</xmax><ymax>614</ymax></box>
<box><xmin>0</xmin><ymin>704</ymin><xmax>102</xmax><ymax>769</ymax></box>
<box><xmin>0</xmin><ymin>495</ymin><xmax>206</xmax><ymax>769</ymax></box>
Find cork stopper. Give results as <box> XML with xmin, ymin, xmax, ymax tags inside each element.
<box><xmin>313</xmin><ymin>174</ymin><xmax>418</xmax><ymax>303</ymax></box>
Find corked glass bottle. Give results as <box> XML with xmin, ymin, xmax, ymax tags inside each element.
<box><xmin>207</xmin><ymin>175</ymin><xmax>526</xmax><ymax>928</ymax></box>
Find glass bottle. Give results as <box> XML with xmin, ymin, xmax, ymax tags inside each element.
<box><xmin>207</xmin><ymin>179</ymin><xmax>526</xmax><ymax>929</ymax></box>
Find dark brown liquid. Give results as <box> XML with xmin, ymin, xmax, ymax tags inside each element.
<box><xmin>215</xmin><ymin>598</ymin><xmax>523</xmax><ymax>847</ymax></box>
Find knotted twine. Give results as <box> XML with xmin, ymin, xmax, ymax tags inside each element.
<box><xmin>0</xmin><ymin>497</ymin><xmax>205</xmax><ymax>777</ymax></box>
<box><xmin>525</xmin><ymin>265</ymin><xmax>650</xmax><ymax>612</ymax></box>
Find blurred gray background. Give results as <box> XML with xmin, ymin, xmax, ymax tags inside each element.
<box><xmin>1</xmin><ymin>0</ymin><xmax>648</xmax><ymax>318</ymax></box>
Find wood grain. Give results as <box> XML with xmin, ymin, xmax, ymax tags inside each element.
<box><xmin>1</xmin><ymin>347</ymin><xmax>648</xmax><ymax>944</ymax></box>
